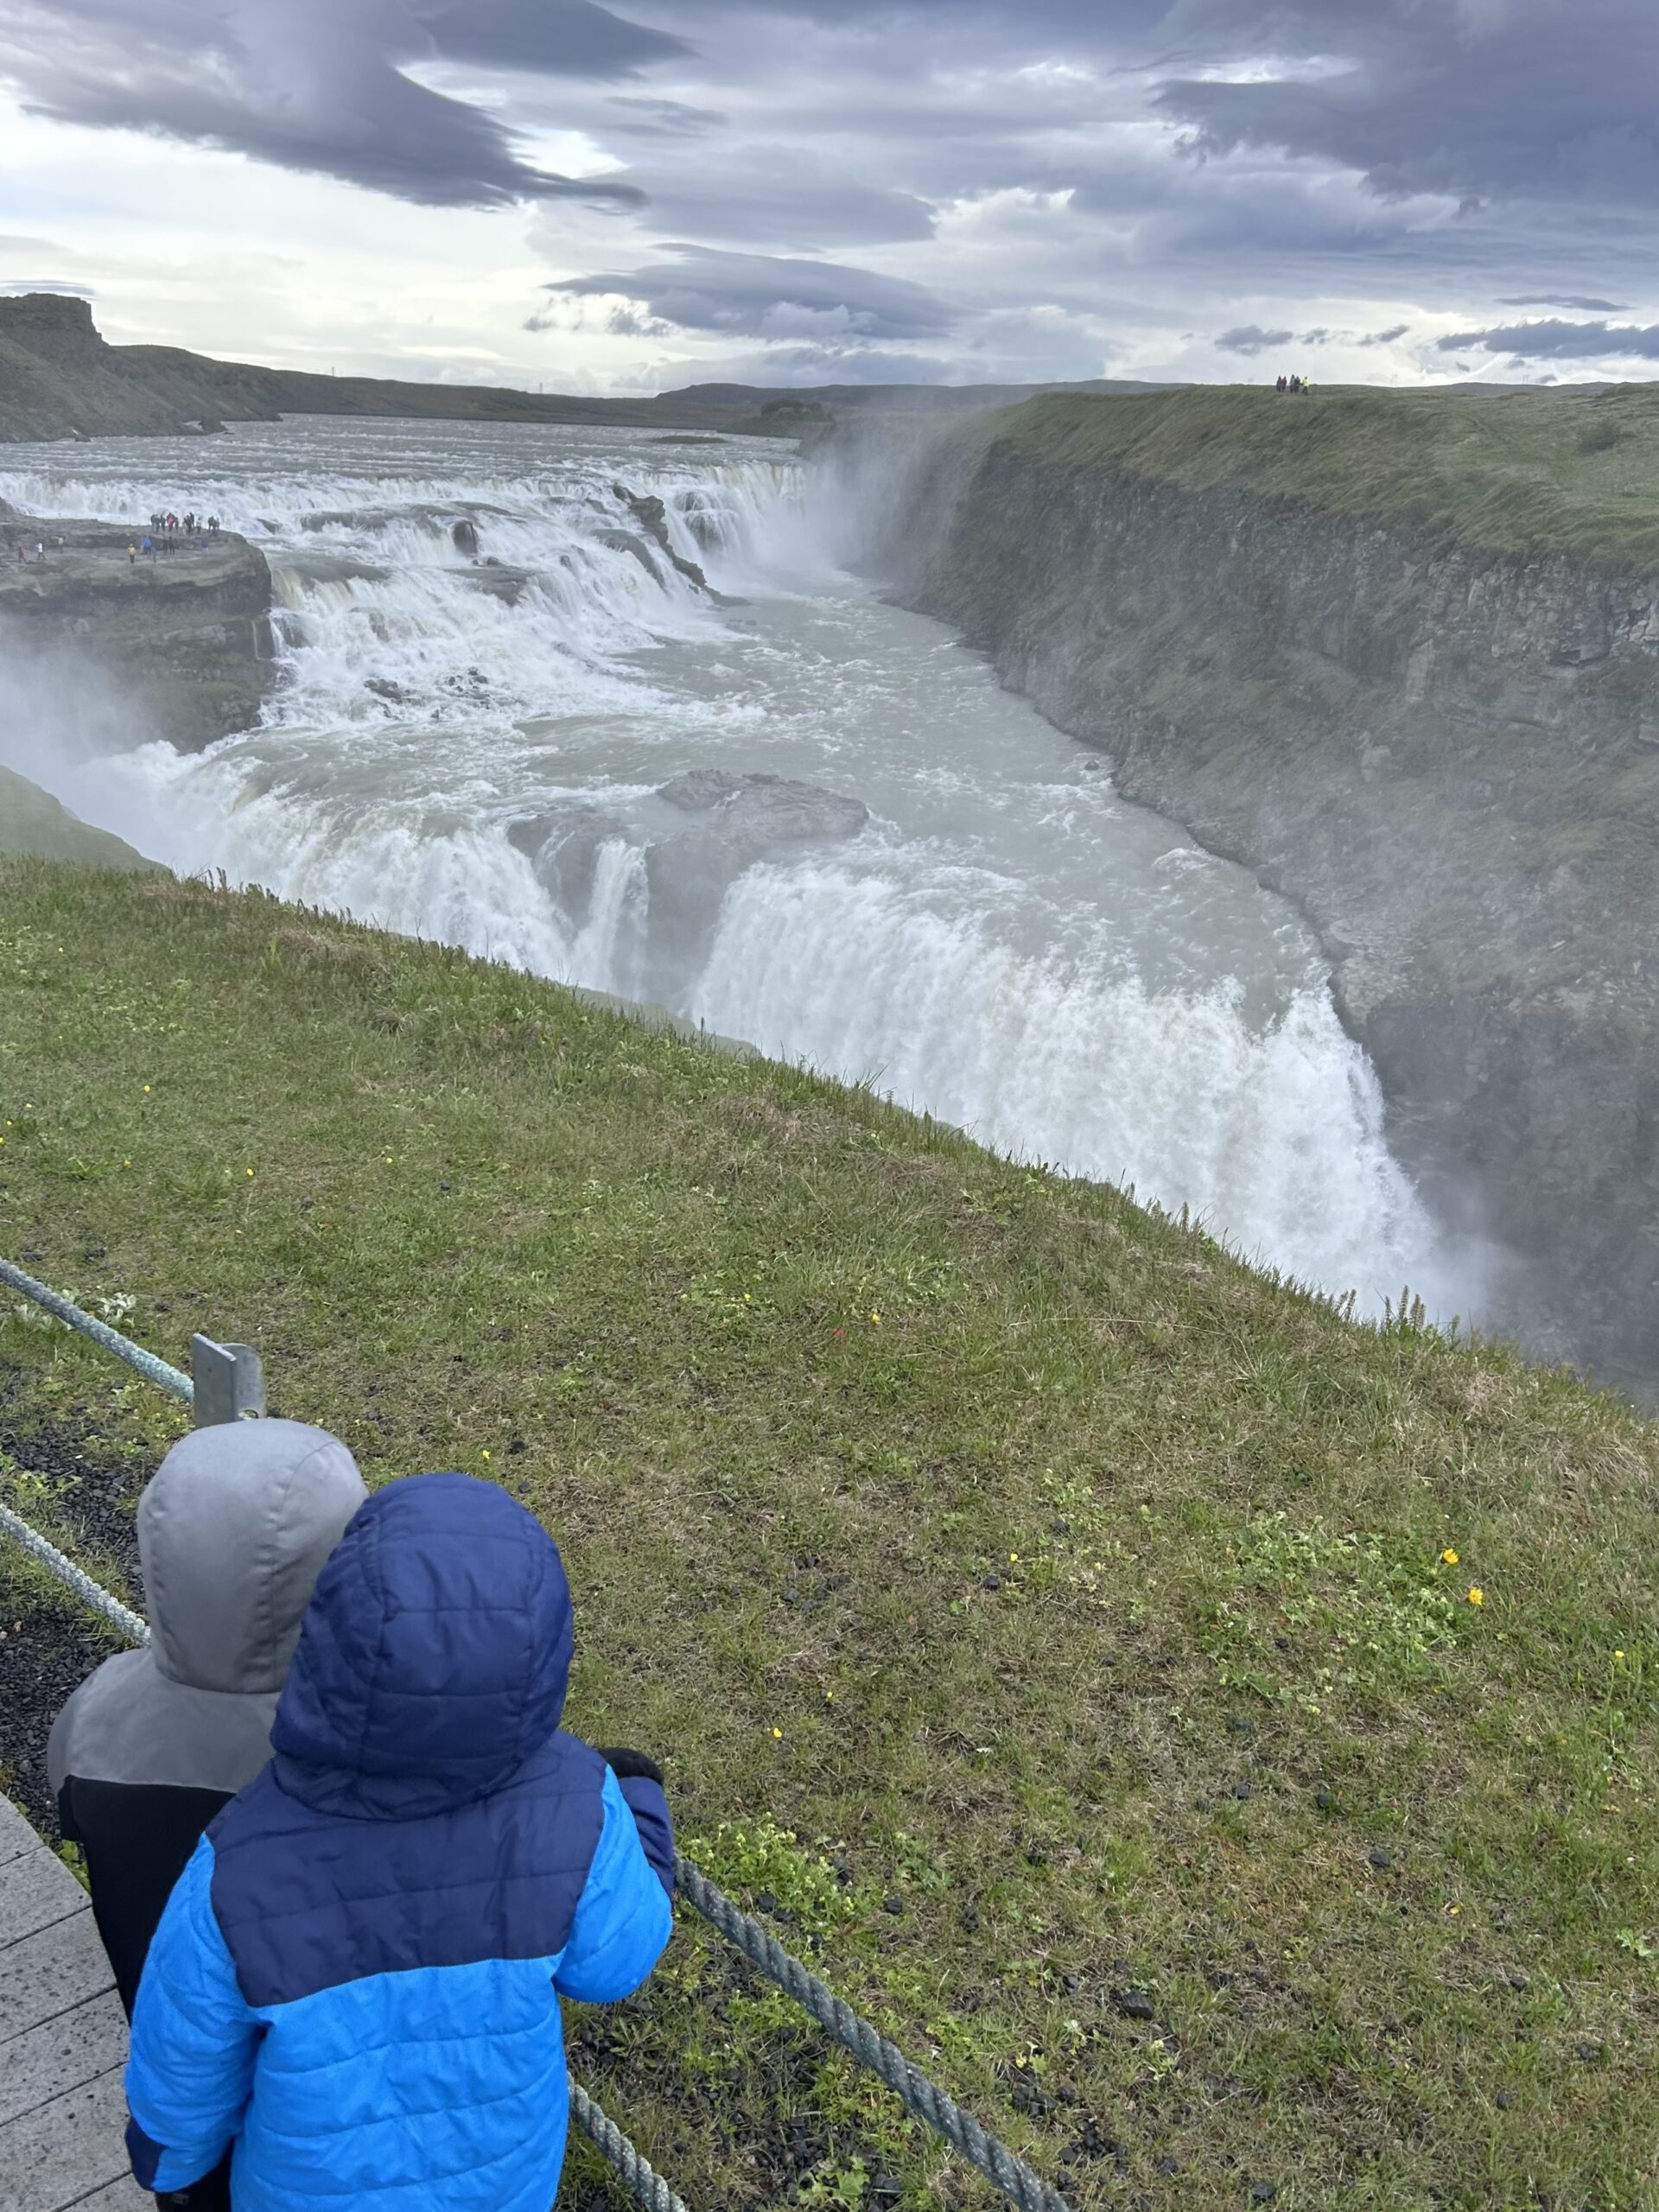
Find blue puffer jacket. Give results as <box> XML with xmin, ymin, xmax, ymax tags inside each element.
<box><xmin>124</xmin><ymin>1473</ymin><xmax>674</xmax><ymax>2212</ymax></box>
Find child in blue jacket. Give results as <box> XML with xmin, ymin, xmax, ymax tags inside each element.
<box><xmin>124</xmin><ymin>1472</ymin><xmax>675</xmax><ymax>2212</ymax></box>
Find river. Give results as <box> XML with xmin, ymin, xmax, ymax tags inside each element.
<box><xmin>0</xmin><ymin>415</ymin><xmax>1464</xmax><ymax>1313</ymax></box>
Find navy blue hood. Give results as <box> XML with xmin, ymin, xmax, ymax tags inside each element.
<box><xmin>271</xmin><ymin>1473</ymin><xmax>575</xmax><ymax>1820</ymax></box>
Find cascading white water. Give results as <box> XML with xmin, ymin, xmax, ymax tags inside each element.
<box><xmin>0</xmin><ymin>415</ymin><xmax>1468</xmax><ymax>1314</ymax></box>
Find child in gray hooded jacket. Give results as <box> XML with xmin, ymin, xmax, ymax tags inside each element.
<box><xmin>49</xmin><ymin>1419</ymin><xmax>365</xmax><ymax>2016</ymax></box>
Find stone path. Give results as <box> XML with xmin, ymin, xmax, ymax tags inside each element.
<box><xmin>0</xmin><ymin>1796</ymin><xmax>145</xmax><ymax>2212</ymax></box>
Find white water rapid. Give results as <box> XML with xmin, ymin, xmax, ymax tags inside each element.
<box><xmin>0</xmin><ymin>416</ymin><xmax>1465</xmax><ymax>1313</ymax></box>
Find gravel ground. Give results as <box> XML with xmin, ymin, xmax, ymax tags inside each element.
<box><xmin>0</xmin><ymin>1403</ymin><xmax>147</xmax><ymax>1837</ymax></box>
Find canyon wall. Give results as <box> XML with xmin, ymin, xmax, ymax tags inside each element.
<box><xmin>870</xmin><ymin>397</ymin><xmax>1659</xmax><ymax>1393</ymax></box>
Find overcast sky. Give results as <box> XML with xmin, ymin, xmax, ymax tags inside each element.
<box><xmin>2</xmin><ymin>0</ymin><xmax>1656</xmax><ymax>392</ymax></box>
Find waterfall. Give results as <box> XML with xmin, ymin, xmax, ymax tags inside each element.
<box><xmin>0</xmin><ymin>415</ymin><xmax>1470</xmax><ymax>1316</ymax></box>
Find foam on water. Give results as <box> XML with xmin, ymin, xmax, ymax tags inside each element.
<box><xmin>0</xmin><ymin>416</ymin><xmax>1470</xmax><ymax>1315</ymax></box>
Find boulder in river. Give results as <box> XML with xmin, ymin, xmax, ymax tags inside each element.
<box><xmin>656</xmin><ymin>768</ymin><xmax>870</xmax><ymax>844</ymax></box>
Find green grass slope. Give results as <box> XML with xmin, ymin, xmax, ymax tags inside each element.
<box><xmin>2</xmin><ymin>861</ymin><xmax>1656</xmax><ymax>2211</ymax></box>
<box><xmin>973</xmin><ymin>383</ymin><xmax>1659</xmax><ymax>570</ymax></box>
<box><xmin>0</xmin><ymin>768</ymin><xmax>162</xmax><ymax>872</ymax></box>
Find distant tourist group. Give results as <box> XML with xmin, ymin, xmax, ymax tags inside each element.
<box><xmin>132</xmin><ymin>508</ymin><xmax>221</xmax><ymax>561</ymax></box>
<box><xmin>1275</xmin><ymin>373</ymin><xmax>1313</xmax><ymax>394</ymax></box>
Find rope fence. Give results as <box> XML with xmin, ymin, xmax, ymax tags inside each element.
<box><xmin>568</xmin><ymin>2082</ymin><xmax>691</xmax><ymax>2212</ymax></box>
<box><xmin>0</xmin><ymin>1256</ymin><xmax>193</xmax><ymax>1402</ymax></box>
<box><xmin>1</xmin><ymin>1260</ymin><xmax>1076</xmax><ymax>2212</ymax></box>
<box><xmin>675</xmin><ymin>1861</ymin><xmax>1072</xmax><ymax>2212</ymax></box>
<box><xmin>0</xmin><ymin>1498</ymin><xmax>149</xmax><ymax>1643</ymax></box>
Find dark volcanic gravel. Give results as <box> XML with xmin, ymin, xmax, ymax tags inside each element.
<box><xmin>0</xmin><ymin>1599</ymin><xmax>117</xmax><ymax>1838</ymax></box>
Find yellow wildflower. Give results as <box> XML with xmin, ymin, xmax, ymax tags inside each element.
<box><xmin>771</xmin><ymin>1727</ymin><xmax>783</xmax><ymax>1739</ymax></box>
<box><xmin>1467</xmin><ymin>1586</ymin><xmax>1484</xmax><ymax>1607</ymax></box>
<box><xmin>1441</xmin><ymin>1548</ymin><xmax>1459</xmax><ymax>1566</ymax></box>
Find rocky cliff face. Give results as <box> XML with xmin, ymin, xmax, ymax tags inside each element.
<box><xmin>880</xmin><ymin>427</ymin><xmax>1659</xmax><ymax>1394</ymax></box>
<box><xmin>0</xmin><ymin>518</ymin><xmax>273</xmax><ymax>747</ymax></box>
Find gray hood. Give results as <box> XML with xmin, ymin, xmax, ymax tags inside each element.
<box><xmin>141</xmin><ymin>1420</ymin><xmax>365</xmax><ymax>1694</ymax></box>
<box><xmin>48</xmin><ymin>1420</ymin><xmax>365</xmax><ymax>1797</ymax></box>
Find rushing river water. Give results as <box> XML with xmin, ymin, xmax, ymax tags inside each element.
<box><xmin>0</xmin><ymin>416</ymin><xmax>1462</xmax><ymax>1311</ymax></box>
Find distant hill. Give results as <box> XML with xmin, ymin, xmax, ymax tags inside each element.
<box><xmin>0</xmin><ymin>294</ymin><xmax>1177</xmax><ymax>448</ymax></box>
<box><xmin>661</xmin><ymin>376</ymin><xmax>1178</xmax><ymax>412</ymax></box>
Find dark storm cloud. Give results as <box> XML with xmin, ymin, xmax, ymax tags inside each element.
<box><xmin>1215</xmin><ymin>325</ymin><xmax>1292</xmax><ymax>353</ymax></box>
<box><xmin>1438</xmin><ymin>319</ymin><xmax>1659</xmax><ymax>361</ymax></box>
<box><xmin>550</xmin><ymin>244</ymin><xmax>957</xmax><ymax>340</ymax></box>
<box><xmin>1153</xmin><ymin>0</ymin><xmax>1659</xmax><ymax>212</ymax></box>
<box><xmin>410</xmin><ymin>0</ymin><xmax>683</xmax><ymax>76</ymax></box>
<box><xmin>1216</xmin><ymin>323</ymin><xmax>1346</xmax><ymax>354</ymax></box>
<box><xmin>0</xmin><ymin>0</ymin><xmax>669</xmax><ymax>205</ymax></box>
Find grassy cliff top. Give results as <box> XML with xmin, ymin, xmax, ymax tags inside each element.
<box><xmin>980</xmin><ymin>383</ymin><xmax>1659</xmax><ymax>571</ymax></box>
<box><xmin>2</xmin><ymin>862</ymin><xmax>1656</xmax><ymax>2210</ymax></box>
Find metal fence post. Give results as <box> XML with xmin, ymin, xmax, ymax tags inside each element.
<box><xmin>191</xmin><ymin>1334</ymin><xmax>266</xmax><ymax>1425</ymax></box>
